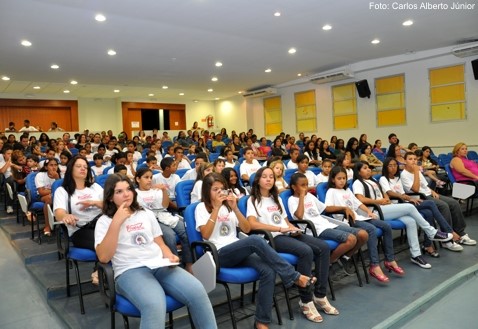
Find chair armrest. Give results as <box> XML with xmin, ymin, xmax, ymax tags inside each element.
<box><xmin>248</xmin><ymin>229</ymin><xmax>276</xmax><ymax>249</ymax></box>
<box><xmin>56</xmin><ymin>223</ymin><xmax>69</xmax><ymax>257</ymax></box>
<box><xmin>323</xmin><ymin>209</ymin><xmax>356</xmax><ymax>225</ymax></box>
<box><xmin>406</xmin><ymin>192</ymin><xmax>427</xmax><ymax>200</ymax></box>
<box><xmin>365</xmin><ymin>203</ymin><xmax>385</xmax><ymax>220</ymax></box>
<box><xmin>191</xmin><ymin>240</ymin><xmax>221</xmax><ymax>273</ymax></box>
<box><xmin>389</xmin><ymin>196</ymin><xmax>403</xmax><ymax>203</ymax></box>
<box><xmin>456</xmin><ymin>179</ymin><xmax>478</xmax><ymax>188</ymax></box>
<box><xmin>289</xmin><ymin>219</ymin><xmax>318</xmax><ymax>237</ymax></box>
<box><xmin>97</xmin><ymin>262</ymin><xmax>115</xmax><ymax>310</ymax></box>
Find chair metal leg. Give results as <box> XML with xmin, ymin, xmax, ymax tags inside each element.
<box><xmin>251</xmin><ymin>281</ymin><xmax>257</xmax><ymax>303</ymax></box>
<box><xmin>358</xmin><ymin>249</ymin><xmax>369</xmax><ymax>284</ymax></box>
<box><xmin>281</xmin><ymin>283</ymin><xmax>294</xmax><ymax>320</ymax></box>
<box><xmin>273</xmin><ymin>294</ymin><xmax>282</xmax><ymax>325</ymax></box>
<box><xmin>351</xmin><ymin>255</ymin><xmax>363</xmax><ymax>287</ymax></box>
<box><xmin>122</xmin><ymin>315</ymin><xmax>129</xmax><ymax>329</ymax></box>
<box><xmin>73</xmin><ymin>260</ymin><xmax>86</xmax><ymax>314</ymax></box>
<box><xmin>240</xmin><ymin>283</ymin><xmax>244</xmax><ymax>308</ymax></box>
<box><xmin>66</xmin><ymin>259</ymin><xmax>71</xmax><ymax>297</ymax></box>
<box><xmin>110</xmin><ymin>312</ymin><xmax>115</xmax><ymax>329</ymax></box>
<box><xmin>222</xmin><ymin>283</ymin><xmax>237</xmax><ymax>329</ymax></box>
<box><xmin>328</xmin><ymin>276</ymin><xmax>336</xmax><ymax>301</ymax></box>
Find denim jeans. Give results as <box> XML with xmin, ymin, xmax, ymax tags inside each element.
<box><xmin>273</xmin><ymin>234</ymin><xmax>330</xmax><ymax>302</ymax></box>
<box><xmin>380</xmin><ymin>203</ymin><xmax>435</xmax><ymax>257</ymax></box>
<box><xmin>116</xmin><ymin>266</ymin><xmax>216</xmax><ymax>329</ymax></box>
<box><xmin>218</xmin><ymin>235</ymin><xmax>300</xmax><ymax>324</ymax></box>
<box><xmin>426</xmin><ymin>195</ymin><xmax>467</xmax><ymax>236</ymax></box>
<box><xmin>416</xmin><ymin>200</ymin><xmax>453</xmax><ymax>247</ymax></box>
<box><xmin>354</xmin><ymin>219</ymin><xmax>394</xmax><ymax>264</ymax></box>
<box><xmin>159</xmin><ymin>222</ymin><xmax>192</xmax><ymax>264</ymax></box>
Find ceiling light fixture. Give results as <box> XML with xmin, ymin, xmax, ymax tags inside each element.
<box><xmin>33</xmin><ymin>86</ymin><xmax>40</xmax><ymax>89</ymax></box>
<box><xmin>21</xmin><ymin>40</ymin><xmax>32</xmax><ymax>47</ymax></box>
<box><xmin>148</xmin><ymin>93</ymin><xmax>154</xmax><ymax>96</ymax></box>
<box><xmin>402</xmin><ymin>20</ymin><xmax>413</xmax><ymax>26</ymax></box>
<box><xmin>95</xmin><ymin>14</ymin><xmax>106</xmax><ymax>22</ymax></box>
<box><xmin>215</xmin><ymin>61</ymin><xmax>223</xmax><ymax>67</ymax></box>
<box><xmin>107</xmin><ymin>49</ymin><xmax>116</xmax><ymax>56</ymax></box>
<box><xmin>265</xmin><ymin>68</ymin><xmax>272</xmax><ymax>73</ymax></box>
<box><xmin>274</xmin><ymin>12</ymin><xmax>281</xmax><ymax>17</ymax></box>
<box><xmin>322</xmin><ymin>24</ymin><xmax>332</xmax><ymax>31</ymax></box>
<box><xmin>179</xmin><ymin>93</ymin><xmax>184</xmax><ymax>96</ymax></box>
<box><xmin>1</xmin><ymin>76</ymin><xmax>10</xmax><ymax>81</ymax></box>
<box><xmin>70</xmin><ymin>80</ymin><xmax>78</xmax><ymax>85</ymax></box>
<box><xmin>207</xmin><ymin>88</ymin><xmax>213</xmax><ymax>92</ymax></box>
<box><xmin>63</xmin><ymin>90</ymin><xmax>70</xmax><ymax>93</ymax></box>
<box><xmin>238</xmin><ymin>91</ymin><xmax>243</xmax><ymax>94</ymax></box>
<box><xmin>113</xmin><ymin>89</ymin><xmax>120</xmax><ymax>93</ymax></box>
<box><xmin>371</xmin><ymin>39</ymin><xmax>380</xmax><ymax>44</ymax></box>
<box><xmin>215</xmin><ymin>98</ymin><xmax>220</xmax><ymax>100</ymax></box>
<box><xmin>50</xmin><ymin>64</ymin><xmax>59</xmax><ymax>69</ymax></box>
<box><xmin>211</xmin><ymin>77</ymin><xmax>218</xmax><ymax>82</ymax></box>
<box><xmin>297</xmin><ymin>73</ymin><xmax>302</xmax><ymax>77</ymax></box>
<box><xmin>162</xmin><ymin>86</ymin><xmax>168</xmax><ymax>89</ymax></box>
<box><xmin>288</xmin><ymin>48</ymin><xmax>296</xmax><ymax>54</ymax></box>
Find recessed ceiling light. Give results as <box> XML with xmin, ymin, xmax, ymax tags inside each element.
<box><xmin>322</xmin><ymin>24</ymin><xmax>332</xmax><ymax>31</ymax></box>
<box><xmin>107</xmin><ymin>49</ymin><xmax>116</xmax><ymax>56</ymax></box>
<box><xmin>63</xmin><ymin>90</ymin><xmax>70</xmax><ymax>93</ymax></box>
<box><xmin>179</xmin><ymin>92</ymin><xmax>184</xmax><ymax>96</ymax></box>
<box><xmin>193</xmin><ymin>100</ymin><xmax>199</xmax><ymax>103</ymax></box>
<box><xmin>297</xmin><ymin>73</ymin><xmax>302</xmax><ymax>77</ymax></box>
<box><xmin>238</xmin><ymin>91</ymin><xmax>243</xmax><ymax>94</ymax></box>
<box><xmin>274</xmin><ymin>12</ymin><xmax>281</xmax><ymax>17</ymax></box>
<box><xmin>211</xmin><ymin>77</ymin><xmax>218</xmax><ymax>82</ymax></box>
<box><xmin>148</xmin><ymin>93</ymin><xmax>154</xmax><ymax>96</ymax></box>
<box><xmin>50</xmin><ymin>64</ymin><xmax>59</xmax><ymax>69</ymax></box>
<box><xmin>113</xmin><ymin>89</ymin><xmax>120</xmax><ymax>93</ymax></box>
<box><xmin>2</xmin><ymin>76</ymin><xmax>10</xmax><ymax>81</ymax></box>
<box><xmin>162</xmin><ymin>86</ymin><xmax>168</xmax><ymax>89</ymax></box>
<box><xmin>215</xmin><ymin>98</ymin><xmax>220</xmax><ymax>100</ymax></box>
<box><xmin>288</xmin><ymin>48</ymin><xmax>297</xmax><ymax>54</ymax></box>
<box><xmin>207</xmin><ymin>88</ymin><xmax>213</xmax><ymax>92</ymax></box>
<box><xmin>95</xmin><ymin>14</ymin><xmax>106</xmax><ymax>22</ymax></box>
<box><xmin>265</xmin><ymin>68</ymin><xmax>272</xmax><ymax>73</ymax></box>
<box><xmin>402</xmin><ymin>20</ymin><xmax>413</xmax><ymax>26</ymax></box>
<box><xmin>21</xmin><ymin>40</ymin><xmax>32</xmax><ymax>47</ymax></box>
<box><xmin>33</xmin><ymin>86</ymin><xmax>40</xmax><ymax>89</ymax></box>
<box><xmin>215</xmin><ymin>61</ymin><xmax>223</xmax><ymax>67</ymax></box>
<box><xmin>70</xmin><ymin>80</ymin><xmax>78</xmax><ymax>85</ymax></box>
<box><xmin>371</xmin><ymin>39</ymin><xmax>380</xmax><ymax>44</ymax></box>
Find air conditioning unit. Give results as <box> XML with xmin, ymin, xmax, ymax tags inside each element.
<box><xmin>309</xmin><ymin>69</ymin><xmax>354</xmax><ymax>84</ymax></box>
<box><xmin>242</xmin><ymin>87</ymin><xmax>277</xmax><ymax>98</ymax></box>
<box><xmin>452</xmin><ymin>43</ymin><xmax>478</xmax><ymax>58</ymax></box>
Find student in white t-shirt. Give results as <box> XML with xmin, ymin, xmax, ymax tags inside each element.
<box><xmin>92</xmin><ymin>153</ymin><xmax>107</xmax><ymax>177</ymax></box>
<box><xmin>239</xmin><ymin>147</ymin><xmax>261</xmax><ymax>184</ymax></box>
<box><xmin>181</xmin><ymin>152</ymin><xmax>208</xmax><ymax>181</ymax></box>
<box><xmin>135</xmin><ymin>167</ymin><xmax>193</xmax><ymax>272</ymax></box>
<box><xmin>190</xmin><ymin>163</ymin><xmax>214</xmax><ymax>203</ymax></box>
<box><xmin>296</xmin><ymin>155</ymin><xmax>319</xmax><ymax>193</ymax></box>
<box><xmin>35</xmin><ymin>158</ymin><xmax>61</xmax><ymax>236</ymax></box>
<box><xmin>195</xmin><ymin>172</ymin><xmax>313</xmax><ymax>328</ymax></box>
<box><xmin>316</xmin><ymin>159</ymin><xmax>332</xmax><ymax>184</ymax></box>
<box><xmin>221</xmin><ymin>167</ymin><xmax>248</xmax><ymax>200</ymax></box>
<box><xmin>247</xmin><ymin>167</ymin><xmax>336</xmax><ymax>322</ymax></box>
<box><xmin>286</xmin><ymin>148</ymin><xmax>300</xmax><ymax>169</ymax></box>
<box><xmin>269</xmin><ymin>159</ymin><xmax>288</xmax><ymax>193</ymax></box>
<box><xmin>152</xmin><ymin>157</ymin><xmax>180</xmax><ymax>210</ymax></box>
<box><xmin>288</xmin><ymin>172</ymin><xmax>367</xmax><ymax>264</ymax></box>
<box><xmin>335</xmin><ymin>153</ymin><xmax>353</xmax><ymax>180</ymax></box>
<box><xmin>173</xmin><ymin>146</ymin><xmax>191</xmax><ymax>170</ymax></box>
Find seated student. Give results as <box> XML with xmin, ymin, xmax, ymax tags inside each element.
<box><xmin>269</xmin><ymin>159</ymin><xmax>288</xmax><ymax>193</ymax></box>
<box><xmin>26</xmin><ymin>154</ymin><xmax>40</xmax><ymax>173</ymax></box>
<box><xmin>145</xmin><ymin>155</ymin><xmax>162</xmax><ymax>171</ymax></box>
<box><xmin>373</xmin><ymin>140</ymin><xmax>384</xmax><ymax>154</ymax></box>
<box><xmin>288</xmin><ymin>173</ymin><xmax>368</xmax><ymax>264</ymax></box>
<box><xmin>123</xmin><ymin>141</ymin><xmax>142</xmax><ymax>163</ymax></box>
<box><xmin>213</xmin><ymin>158</ymin><xmax>225</xmax><ymax>174</ymax></box>
<box><xmin>153</xmin><ymin>157</ymin><xmax>180</xmax><ymax>209</ymax></box>
<box><xmin>83</xmin><ymin>143</ymin><xmax>94</xmax><ymax>162</ymax></box>
<box><xmin>125</xmin><ymin>151</ymin><xmax>137</xmax><ymax>178</ymax></box>
<box><xmin>104</xmin><ymin>140</ymin><xmax>119</xmax><ymax>163</ymax></box>
<box><xmin>239</xmin><ymin>147</ymin><xmax>261</xmax><ymax>184</ymax></box>
<box><xmin>318</xmin><ymin>140</ymin><xmax>336</xmax><ymax>163</ymax></box>
<box><xmin>316</xmin><ymin>159</ymin><xmax>332</xmax><ymax>184</ymax></box>
<box><xmin>286</xmin><ymin>148</ymin><xmax>300</xmax><ymax>169</ymax></box>
<box><xmin>35</xmin><ymin>158</ymin><xmax>61</xmax><ymax>236</ymax></box>
<box><xmin>221</xmin><ymin>167</ymin><xmax>248</xmax><ymax>199</ymax></box>
<box><xmin>224</xmin><ymin>148</ymin><xmax>238</xmax><ymax>168</ymax></box>
<box><xmin>359</xmin><ymin>143</ymin><xmax>383</xmax><ymax>172</ymax></box>
<box><xmin>39</xmin><ymin>148</ymin><xmax>57</xmax><ymax>169</ymax></box>
<box><xmin>191</xmin><ymin>163</ymin><xmax>214</xmax><ymax>203</ymax></box>
<box><xmin>296</xmin><ymin>155</ymin><xmax>319</xmax><ymax>193</ymax></box>
<box><xmin>135</xmin><ymin>168</ymin><xmax>193</xmax><ymax>273</ymax></box>
<box><xmin>196</xmin><ymin>172</ymin><xmax>315</xmax><ymax>329</ymax></box>
<box><xmin>335</xmin><ymin>153</ymin><xmax>353</xmax><ymax>180</ymax></box>
<box><xmin>163</xmin><ymin>145</ymin><xmax>175</xmax><ymax>158</ymax></box>
<box><xmin>92</xmin><ymin>153</ymin><xmax>107</xmax><ymax>177</ymax></box>
<box><xmin>418</xmin><ymin>146</ymin><xmax>446</xmax><ymax>188</ymax></box>
<box><xmin>107</xmin><ymin>152</ymin><xmax>127</xmax><ymax>174</ymax></box>
<box><xmin>96</xmin><ymin>144</ymin><xmax>109</xmax><ymax>166</ymax></box>
<box><xmin>303</xmin><ymin>140</ymin><xmax>322</xmax><ymax>167</ymax></box>
<box><xmin>400</xmin><ymin>152</ymin><xmax>476</xmax><ymax>247</ymax></box>
<box><xmin>257</xmin><ymin>137</ymin><xmax>272</xmax><ymax>157</ymax></box>
<box><xmin>181</xmin><ymin>152</ymin><xmax>208</xmax><ymax>181</ymax></box>
<box><xmin>113</xmin><ymin>164</ymin><xmax>128</xmax><ymax>176</ymax></box>
<box><xmin>11</xmin><ymin>150</ymin><xmax>27</xmax><ymax>194</ymax></box>
<box><xmin>95</xmin><ymin>174</ymin><xmax>217</xmax><ymax>329</ymax></box>
<box><xmin>58</xmin><ymin>150</ymin><xmax>72</xmax><ymax>178</ymax></box>
<box><xmin>173</xmin><ymin>146</ymin><xmax>192</xmax><ymax>170</ymax></box>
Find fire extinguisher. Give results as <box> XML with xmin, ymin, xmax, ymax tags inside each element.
<box><xmin>206</xmin><ymin>115</ymin><xmax>214</xmax><ymax>128</ymax></box>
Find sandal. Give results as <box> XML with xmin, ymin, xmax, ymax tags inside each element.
<box><xmin>313</xmin><ymin>296</ymin><xmax>339</xmax><ymax>315</ymax></box>
<box><xmin>295</xmin><ymin>275</ymin><xmax>317</xmax><ymax>292</ymax></box>
<box><xmin>43</xmin><ymin>228</ymin><xmax>51</xmax><ymax>237</ymax></box>
<box><xmin>422</xmin><ymin>246</ymin><xmax>440</xmax><ymax>258</ymax></box>
<box><xmin>299</xmin><ymin>300</ymin><xmax>323</xmax><ymax>323</ymax></box>
<box><xmin>91</xmin><ymin>270</ymin><xmax>99</xmax><ymax>285</ymax></box>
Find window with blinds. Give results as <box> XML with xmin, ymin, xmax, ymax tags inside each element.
<box><xmin>375</xmin><ymin>74</ymin><xmax>406</xmax><ymax>127</ymax></box>
<box><xmin>295</xmin><ymin>90</ymin><xmax>317</xmax><ymax>132</ymax></box>
<box><xmin>264</xmin><ymin>96</ymin><xmax>282</xmax><ymax>136</ymax></box>
<box><xmin>332</xmin><ymin>83</ymin><xmax>357</xmax><ymax>130</ymax></box>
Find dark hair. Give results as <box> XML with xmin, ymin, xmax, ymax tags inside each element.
<box><xmin>201</xmin><ymin>172</ymin><xmax>231</xmax><ymax>213</ymax></box>
<box><xmin>102</xmin><ymin>174</ymin><xmax>141</xmax><ymax>217</ymax></box>
<box><xmin>386</xmin><ymin>143</ymin><xmax>400</xmax><ymax>158</ymax></box>
<box><xmin>26</xmin><ymin>154</ymin><xmax>40</xmax><ymax>163</ymax></box>
<box><xmin>322</xmin><ymin>158</ymin><xmax>333</xmax><ymax>166</ymax></box>
<box><xmin>135</xmin><ymin>167</ymin><xmax>153</xmax><ymax>184</ymax></box>
<box><xmin>221</xmin><ymin>168</ymin><xmax>246</xmax><ymax>196</ymax></box>
<box><xmin>296</xmin><ymin>154</ymin><xmax>309</xmax><ymax>164</ymax></box>
<box><xmin>353</xmin><ymin>161</ymin><xmax>383</xmax><ymax>199</ymax></box>
<box><xmin>327</xmin><ymin>166</ymin><xmax>347</xmax><ymax>190</ymax></box>
<box><xmin>381</xmin><ymin>157</ymin><xmax>399</xmax><ymax>181</ymax></box>
<box><xmin>304</xmin><ymin>140</ymin><xmax>318</xmax><ymax>160</ymax></box>
<box><xmin>404</xmin><ymin>151</ymin><xmax>416</xmax><ymax>160</ymax></box>
<box><xmin>196</xmin><ymin>163</ymin><xmax>214</xmax><ymax>182</ymax></box>
<box><xmin>60</xmin><ymin>150</ymin><xmax>72</xmax><ymax>161</ymax></box>
<box><xmin>373</xmin><ymin>140</ymin><xmax>381</xmax><ymax>149</ymax></box>
<box><xmin>289</xmin><ymin>172</ymin><xmax>307</xmax><ymax>191</ymax></box>
<box><xmin>62</xmin><ymin>156</ymin><xmax>95</xmax><ymax>195</ymax></box>
<box><xmin>93</xmin><ymin>153</ymin><xmax>103</xmax><ymax>161</ymax></box>
<box><xmin>173</xmin><ymin>146</ymin><xmax>183</xmax><ymax>153</ymax></box>
<box><xmin>360</xmin><ymin>142</ymin><xmax>372</xmax><ymax>154</ymax></box>
<box><xmin>243</xmin><ymin>146</ymin><xmax>253</xmax><ymax>154</ymax></box>
<box><xmin>160</xmin><ymin>157</ymin><xmax>175</xmax><ymax>170</ymax></box>
<box><xmin>110</xmin><ymin>152</ymin><xmax>126</xmax><ymax>165</ymax></box>
<box><xmin>145</xmin><ymin>155</ymin><xmax>157</xmax><ymax>163</ymax></box>
<box><xmin>250</xmin><ymin>167</ymin><xmax>283</xmax><ymax>216</ymax></box>
<box><xmin>213</xmin><ymin>158</ymin><xmax>225</xmax><ymax>166</ymax></box>
<box><xmin>335</xmin><ymin>139</ymin><xmax>345</xmax><ymax>150</ymax></box>
<box><xmin>388</xmin><ymin>133</ymin><xmax>397</xmax><ymax>140</ymax></box>
<box><xmin>195</xmin><ymin>152</ymin><xmax>208</xmax><ymax>163</ymax></box>
<box><xmin>345</xmin><ymin>137</ymin><xmax>360</xmax><ymax>158</ymax></box>
<box><xmin>114</xmin><ymin>164</ymin><xmax>127</xmax><ymax>173</ymax></box>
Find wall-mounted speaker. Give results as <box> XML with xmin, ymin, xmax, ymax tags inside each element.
<box><xmin>355</xmin><ymin>79</ymin><xmax>371</xmax><ymax>98</ymax></box>
<box><xmin>472</xmin><ymin>59</ymin><xmax>478</xmax><ymax>80</ymax></box>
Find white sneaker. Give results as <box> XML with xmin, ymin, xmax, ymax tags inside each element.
<box><xmin>6</xmin><ymin>206</ymin><xmax>13</xmax><ymax>214</ymax></box>
<box><xmin>443</xmin><ymin>241</ymin><xmax>464</xmax><ymax>251</ymax></box>
<box><xmin>459</xmin><ymin>234</ymin><xmax>477</xmax><ymax>246</ymax></box>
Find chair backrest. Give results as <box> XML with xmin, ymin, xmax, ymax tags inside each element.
<box><xmin>444</xmin><ymin>164</ymin><xmax>456</xmax><ymax>184</ymax></box>
<box><xmin>184</xmin><ymin>202</ymin><xmax>206</xmax><ymax>257</ymax></box>
<box><xmin>175</xmin><ymin>180</ymin><xmax>195</xmax><ymax>209</ymax></box>
<box><xmin>237</xmin><ymin>195</ymin><xmax>249</xmax><ymax>217</ymax></box>
<box><xmin>209</xmin><ymin>153</ymin><xmax>220</xmax><ymax>162</ymax></box>
<box><xmin>136</xmin><ymin>163</ymin><xmax>148</xmax><ymax>170</ymax></box>
<box><xmin>283</xmin><ymin>168</ymin><xmax>296</xmax><ymax>185</ymax></box>
<box><xmin>137</xmin><ymin>157</ymin><xmax>146</xmax><ymax>165</ymax></box>
<box><xmin>47</xmin><ymin>204</ymin><xmax>56</xmax><ymax>230</ymax></box>
<box><xmin>309</xmin><ymin>167</ymin><xmax>322</xmax><ymax>175</ymax></box>
<box><xmin>279</xmin><ymin>190</ymin><xmax>293</xmax><ymax>219</ymax></box>
<box><xmin>6</xmin><ymin>182</ymin><xmax>14</xmax><ymax>199</ymax></box>
<box><xmin>373</xmin><ymin>174</ymin><xmax>382</xmax><ymax>181</ymax></box>
<box><xmin>103</xmin><ymin>165</ymin><xmax>114</xmax><ymax>175</ymax></box>
<box><xmin>316</xmin><ymin>182</ymin><xmax>328</xmax><ymax>203</ymax></box>
<box><xmin>467</xmin><ymin>150</ymin><xmax>478</xmax><ymax>160</ymax></box>
<box><xmin>25</xmin><ymin>172</ymin><xmax>40</xmax><ymax>202</ymax></box>
<box><xmin>51</xmin><ymin>179</ymin><xmax>64</xmax><ymax>203</ymax></box>
<box><xmin>18</xmin><ymin>194</ymin><xmax>29</xmax><ymax>214</ymax></box>
<box><xmin>70</xmin><ymin>148</ymin><xmax>79</xmax><ymax>156</ymax></box>
<box><xmin>248</xmin><ymin>173</ymin><xmax>256</xmax><ymax>186</ymax></box>
<box><xmin>95</xmin><ymin>174</ymin><xmax>110</xmax><ymax>188</ymax></box>
<box><xmin>176</xmin><ymin>168</ymin><xmax>189</xmax><ymax>178</ymax></box>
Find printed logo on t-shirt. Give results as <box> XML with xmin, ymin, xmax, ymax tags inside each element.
<box><xmin>272</xmin><ymin>212</ymin><xmax>282</xmax><ymax>224</ymax></box>
<box><xmin>219</xmin><ymin>223</ymin><xmax>231</xmax><ymax>236</ymax></box>
<box><xmin>307</xmin><ymin>208</ymin><xmax>319</xmax><ymax>218</ymax></box>
<box><xmin>132</xmin><ymin>233</ymin><xmax>148</xmax><ymax>246</ymax></box>
<box><xmin>342</xmin><ymin>194</ymin><xmax>353</xmax><ymax>209</ymax></box>
<box><xmin>78</xmin><ymin>193</ymin><xmax>93</xmax><ymax>200</ymax></box>
<box><xmin>126</xmin><ymin>222</ymin><xmax>144</xmax><ymax>232</ymax></box>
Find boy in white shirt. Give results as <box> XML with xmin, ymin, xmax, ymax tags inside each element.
<box><xmin>181</xmin><ymin>153</ymin><xmax>208</xmax><ymax>181</ymax></box>
<box><xmin>286</xmin><ymin>148</ymin><xmax>300</xmax><ymax>169</ymax></box>
<box><xmin>296</xmin><ymin>155</ymin><xmax>319</xmax><ymax>193</ymax></box>
<box><xmin>173</xmin><ymin>146</ymin><xmax>192</xmax><ymax>170</ymax></box>
<box><xmin>239</xmin><ymin>147</ymin><xmax>261</xmax><ymax>184</ymax></box>
<box><xmin>92</xmin><ymin>153</ymin><xmax>107</xmax><ymax>176</ymax></box>
<box><xmin>152</xmin><ymin>157</ymin><xmax>180</xmax><ymax>210</ymax></box>
<box><xmin>316</xmin><ymin>159</ymin><xmax>332</xmax><ymax>184</ymax></box>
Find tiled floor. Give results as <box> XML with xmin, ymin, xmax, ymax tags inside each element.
<box><xmin>1</xmin><ymin>197</ymin><xmax>477</xmax><ymax>328</ymax></box>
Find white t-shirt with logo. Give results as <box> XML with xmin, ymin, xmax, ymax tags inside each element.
<box><xmin>95</xmin><ymin>209</ymin><xmax>168</xmax><ymax>279</ymax></box>
<box><xmin>288</xmin><ymin>193</ymin><xmax>337</xmax><ymax>235</ymax></box>
<box><xmin>324</xmin><ymin>188</ymin><xmax>370</xmax><ymax>221</ymax></box>
<box><xmin>379</xmin><ymin>176</ymin><xmax>406</xmax><ymax>204</ymax></box>
<box><xmin>152</xmin><ymin>173</ymin><xmax>180</xmax><ymax>199</ymax></box>
<box><xmin>352</xmin><ymin>179</ymin><xmax>384</xmax><ymax>199</ymax></box>
<box><xmin>400</xmin><ymin>170</ymin><xmax>432</xmax><ymax>196</ymax></box>
<box><xmin>53</xmin><ymin>184</ymin><xmax>103</xmax><ymax>236</ymax></box>
<box><xmin>195</xmin><ymin>202</ymin><xmax>239</xmax><ymax>250</ymax></box>
<box><xmin>136</xmin><ymin>188</ymin><xmax>179</xmax><ymax>228</ymax></box>
<box><xmin>316</xmin><ymin>173</ymin><xmax>329</xmax><ymax>184</ymax></box>
<box><xmin>191</xmin><ymin>180</ymin><xmax>203</xmax><ymax>203</ymax></box>
<box><xmin>246</xmin><ymin>196</ymin><xmax>289</xmax><ymax>237</ymax></box>
<box><xmin>35</xmin><ymin>172</ymin><xmax>57</xmax><ymax>190</ymax></box>
<box><xmin>286</xmin><ymin>161</ymin><xmax>298</xmax><ymax>169</ymax></box>
<box><xmin>92</xmin><ymin>165</ymin><xmax>107</xmax><ymax>177</ymax></box>
<box><xmin>240</xmin><ymin>160</ymin><xmax>261</xmax><ymax>180</ymax></box>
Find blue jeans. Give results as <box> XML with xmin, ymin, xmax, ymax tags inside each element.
<box><xmin>353</xmin><ymin>219</ymin><xmax>394</xmax><ymax>264</ymax></box>
<box><xmin>116</xmin><ymin>266</ymin><xmax>216</xmax><ymax>329</ymax></box>
<box><xmin>218</xmin><ymin>235</ymin><xmax>300</xmax><ymax>324</ymax></box>
<box><xmin>416</xmin><ymin>200</ymin><xmax>453</xmax><ymax>247</ymax></box>
<box><xmin>426</xmin><ymin>195</ymin><xmax>467</xmax><ymax>236</ymax></box>
<box><xmin>273</xmin><ymin>234</ymin><xmax>330</xmax><ymax>302</ymax></box>
<box><xmin>159</xmin><ymin>222</ymin><xmax>192</xmax><ymax>264</ymax></box>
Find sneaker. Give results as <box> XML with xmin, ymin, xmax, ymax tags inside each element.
<box><xmin>411</xmin><ymin>256</ymin><xmax>432</xmax><ymax>269</ymax></box>
<box><xmin>459</xmin><ymin>234</ymin><xmax>477</xmax><ymax>246</ymax></box>
<box><xmin>337</xmin><ymin>256</ymin><xmax>355</xmax><ymax>276</ymax></box>
<box><xmin>443</xmin><ymin>241</ymin><xmax>464</xmax><ymax>252</ymax></box>
<box><xmin>6</xmin><ymin>206</ymin><xmax>13</xmax><ymax>214</ymax></box>
<box><xmin>430</xmin><ymin>231</ymin><xmax>453</xmax><ymax>242</ymax></box>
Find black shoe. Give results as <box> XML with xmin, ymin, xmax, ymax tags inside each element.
<box><xmin>411</xmin><ymin>256</ymin><xmax>432</xmax><ymax>269</ymax></box>
<box><xmin>430</xmin><ymin>231</ymin><xmax>453</xmax><ymax>242</ymax></box>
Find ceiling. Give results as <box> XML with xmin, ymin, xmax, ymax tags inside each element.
<box><xmin>0</xmin><ymin>0</ymin><xmax>477</xmax><ymax>101</ymax></box>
